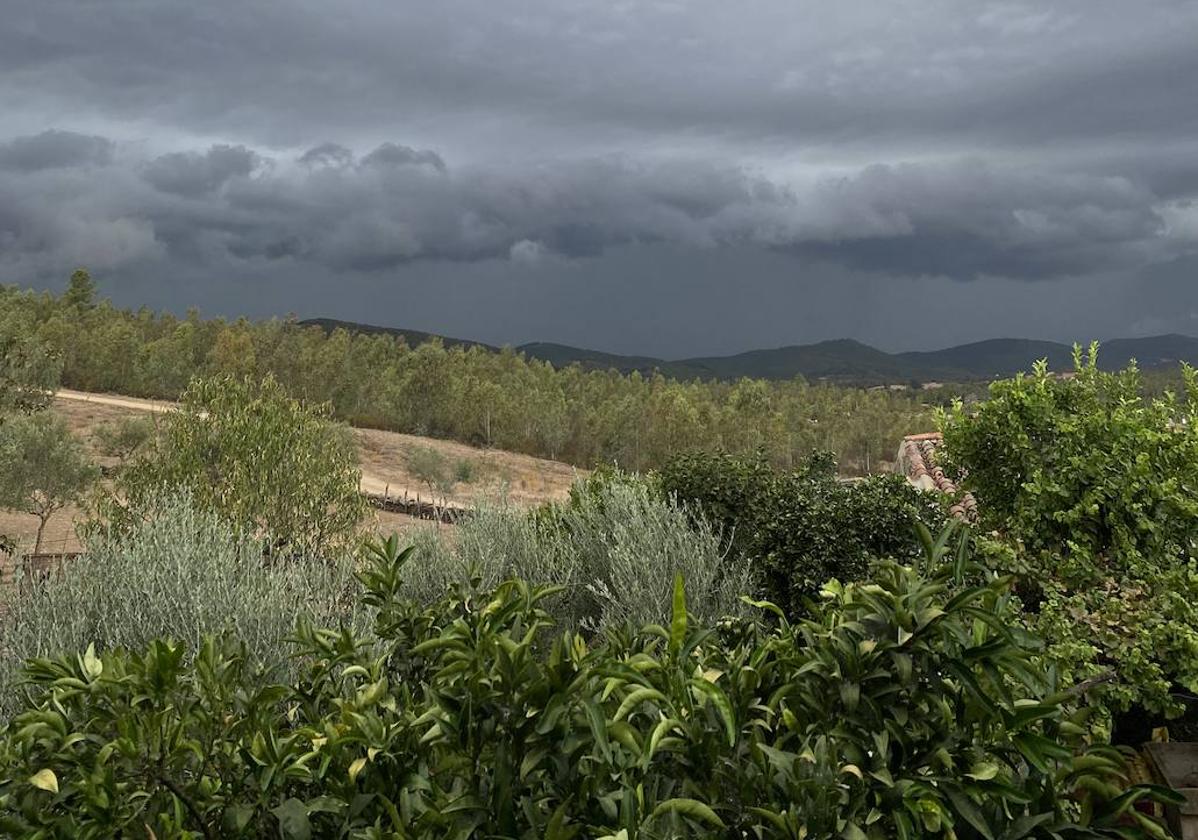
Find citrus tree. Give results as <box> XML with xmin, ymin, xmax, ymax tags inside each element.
<box><xmin>941</xmin><ymin>344</ymin><xmax>1198</xmax><ymax>721</ymax></box>
<box><xmin>658</xmin><ymin>450</ymin><xmax>948</xmax><ymax>618</ymax></box>
<box><xmin>0</xmin><ymin>531</ymin><xmax>1177</xmax><ymax>838</ymax></box>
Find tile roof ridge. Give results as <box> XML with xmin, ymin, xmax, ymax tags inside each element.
<box><xmin>896</xmin><ymin>430</ymin><xmax>977</xmax><ymax>521</ymax></box>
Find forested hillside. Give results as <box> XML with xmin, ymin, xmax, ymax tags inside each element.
<box><xmin>0</xmin><ymin>274</ymin><xmax>931</xmax><ymax>472</ymax></box>
<box><xmin>308</xmin><ymin>317</ymin><xmax>1198</xmax><ymax>384</ymax></box>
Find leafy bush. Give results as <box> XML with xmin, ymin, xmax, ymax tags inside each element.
<box><xmin>554</xmin><ymin>476</ymin><xmax>752</xmax><ymax>630</ymax></box>
<box><xmin>99</xmin><ymin>374</ymin><xmax>367</xmax><ymax>559</ymax></box>
<box><xmin>0</xmin><ymin>325</ymin><xmax>60</xmax><ymax>416</ymax></box>
<box><xmin>403</xmin><ymin>476</ymin><xmax>753</xmax><ymax>632</ymax></box>
<box><xmin>453</xmin><ymin>457</ymin><xmax>475</xmax><ymax>484</ymax></box>
<box><xmin>0</xmin><ymin>494</ymin><xmax>365</xmax><ymax>714</ymax></box>
<box><xmin>0</xmin><ymin>531</ymin><xmax>1175</xmax><ymax>838</ymax></box>
<box><xmin>941</xmin><ymin>346</ymin><xmax>1198</xmax><ymax>719</ymax></box>
<box><xmin>405</xmin><ymin>449</ymin><xmax>478</xmax><ymax>493</ymax></box>
<box><xmin>91</xmin><ymin>415</ymin><xmax>154</xmax><ymax>463</ymax></box>
<box><xmin>659</xmin><ymin>450</ymin><xmax>948</xmax><ymax>618</ymax></box>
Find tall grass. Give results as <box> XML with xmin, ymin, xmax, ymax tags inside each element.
<box><xmin>402</xmin><ymin>479</ymin><xmax>755</xmax><ymax>631</ymax></box>
<box><xmin>0</xmin><ymin>493</ymin><xmax>365</xmax><ymax>712</ymax></box>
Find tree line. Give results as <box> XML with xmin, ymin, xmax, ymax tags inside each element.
<box><xmin>0</xmin><ymin>271</ymin><xmax>933</xmax><ymax>472</ymax></box>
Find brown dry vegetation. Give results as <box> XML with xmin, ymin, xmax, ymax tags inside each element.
<box><xmin>1</xmin><ymin>390</ymin><xmax>584</xmax><ymax>554</ymax></box>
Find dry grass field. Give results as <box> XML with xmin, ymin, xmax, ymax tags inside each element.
<box><xmin>0</xmin><ymin>390</ymin><xmax>585</xmax><ymax>555</ymax></box>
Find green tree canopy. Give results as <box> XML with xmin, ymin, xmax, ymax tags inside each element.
<box><xmin>0</xmin><ymin>278</ymin><xmax>935</xmax><ymax>474</ymax></box>
<box><xmin>103</xmin><ymin>374</ymin><xmax>366</xmax><ymax>559</ymax></box>
<box><xmin>941</xmin><ymin>345</ymin><xmax>1198</xmax><ymax>718</ymax></box>
<box><xmin>0</xmin><ymin>328</ymin><xmax>61</xmax><ymax>416</ymax></box>
<box><xmin>63</xmin><ymin>268</ymin><xmax>96</xmax><ymax>310</ymax></box>
<box><xmin>0</xmin><ymin>413</ymin><xmax>97</xmax><ymax>553</ymax></box>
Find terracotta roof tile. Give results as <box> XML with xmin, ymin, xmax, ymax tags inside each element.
<box><xmin>895</xmin><ymin>432</ymin><xmax>978</xmax><ymax>521</ymax></box>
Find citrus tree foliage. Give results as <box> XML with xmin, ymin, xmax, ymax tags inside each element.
<box><xmin>941</xmin><ymin>344</ymin><xmax>1198</xmax><ymax>716</ymax></box>
<box><xmin>105</xmin><ymin>374</ymin><xmax>366</xmax><ymax>559</ymax></box>
<box><xmin>0</xmin><ymin>412</ymin><xmax>97</xmax><ymax>553</ymax></box>
<box><xmin>0</xmin><ymin>532</ymin><xmax>1177</xmax><ymax>838</ymax></box>
<box><xmin>659</xmin><ymin>450</ymin><xmax>948</xmax><ymax>618</ymax></box>
<box><xmin>0</xmin><ymin>280</ymin><xmax>932</xmax><ymax>474</ymax></box>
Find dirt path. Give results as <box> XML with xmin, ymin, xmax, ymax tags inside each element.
<box><xmin>57</xmin><ymin>389</ymin><xmax>176</xmax><ymax>414</ymax></box>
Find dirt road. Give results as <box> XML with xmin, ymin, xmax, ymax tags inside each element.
<box><xmin>58</xmin><ymin>389</ymin><xmax>176</xmax><ymax>414</ymax></box>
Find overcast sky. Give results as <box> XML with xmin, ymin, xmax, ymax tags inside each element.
<box><xmin>2</xmin><ymin>1</ymin><xmax>1197</xmax><ymax>356</ymax></box>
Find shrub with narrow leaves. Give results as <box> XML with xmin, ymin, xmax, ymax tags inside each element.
<box><xmin>96</xmin><ymin>373</ymin><xmax>367</xmax><ymax>560</ymax></box>
<box><xmin>0</xmin><ymin>493</ymin><xmax>366</xmax><ymax>715</ymax></box>
<box><xmin>403</xmin><ymin>475</ymin><xmax>754</xmax><ymax>632</ymax></box>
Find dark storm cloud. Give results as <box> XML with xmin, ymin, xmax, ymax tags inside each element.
<box><xmin>2</xmin><ymin>134</ymin><xmax>1185</xmax><ymax>283</ymax></box>
<box><xmin>4</xmin><ymin>1</ymin><xmax>1196</xmax><ymax>155</ymax></box>
<box><xmin>0</xmin><ymin>129</ymin><xmax>112</xmax><ymax>171</ymax></box>
<box><xmin>143</xmin><ymin>145</ymin><xmax>261</xmax><ymax>197</ymax></box>
<box><xmin>361</xmin><ymin>143</ymin><xmax>446</xmax><ymax>174</ymax></box>
<box><xmin>1</xmin><ymin>1</ymin><xmax>1198</xmax><ymax>352</ymax></box>
<box><xmin>791</xmin><ymin>161</ymin><xmax>1168</xmax><ymax>278</ymax></box>
<box><xmin>298</xmin><ymin>143</ymin><xmax>354</xmax><ymax>169</ymax></box>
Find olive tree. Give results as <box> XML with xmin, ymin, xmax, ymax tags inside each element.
<box><xmin>104</xmin><ymin>374</ymin><xmax>366</xmax><ymax>559</ymax></box>
<box><xmin>406</xmin><ymin>445</ymin><xmax>455</xmax><ymax>499</ymax></box>
<box><xmin>0</xmin><ymin>413</ymin><xmax>98</xmax><ymax>553</ymax></box>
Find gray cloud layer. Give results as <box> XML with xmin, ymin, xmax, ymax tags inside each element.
<box><xmin>1</xmin><ymin>1</ymin><xmax>1197</xmax><ymax>352</ymax></box>
<box><xmin>0</xmin><ymin>129</ymin><xmax>112</xmax><ymax>172</ymax></box>
<box><xmin>0</xmin><ymin>131</ymin><xmax>1187</xmax><ymax>280</ymax></box>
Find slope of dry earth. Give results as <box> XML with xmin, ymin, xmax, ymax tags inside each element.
<box><xmin>0</xmin><ymin>389</ymin><xmax>584</xmax><ymax>553</ymax></box>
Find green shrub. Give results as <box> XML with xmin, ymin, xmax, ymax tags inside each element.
<box><xmin>0</xmin><ymin>531</ymin><xmax>1176</xmax><ymax>838</ymax></box>
<box><xmin>98</xmin><ymin>374</ymin><xmax>367</xmax><ymax>559</ymax></box>
<box><xmin>941</xmin><ymin>345</ymin><xmax>1198</xmax><ymax>719</ymax></box>
<box><xmin>453</xmin><ymin>458</ymin><xmax>475</xmax><ymax>484</ymax></box>
<box><xmin>403</xmin><ymin>475</ymin><xmax>754</xmax><ymax>632</ymax></box>
<box><xmin>91</xmin><ymin>415</ymin><xmax>154</xmax><ymax>463</ymax></box>
<box><xmin>0</xmin><ymin>493</ymin><xmax>365</xmax><ymax>714</ymax></box>
<box><xmin>659</xmin><ymin>450</ymin><xmax>948</xmax><ymax>618</ymax></box>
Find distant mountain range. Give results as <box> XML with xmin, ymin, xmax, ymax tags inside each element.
<box><xmin>302</xmin><ymin>318</ymin><xmax>1198</xmax><ymax>384</ymax></box>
